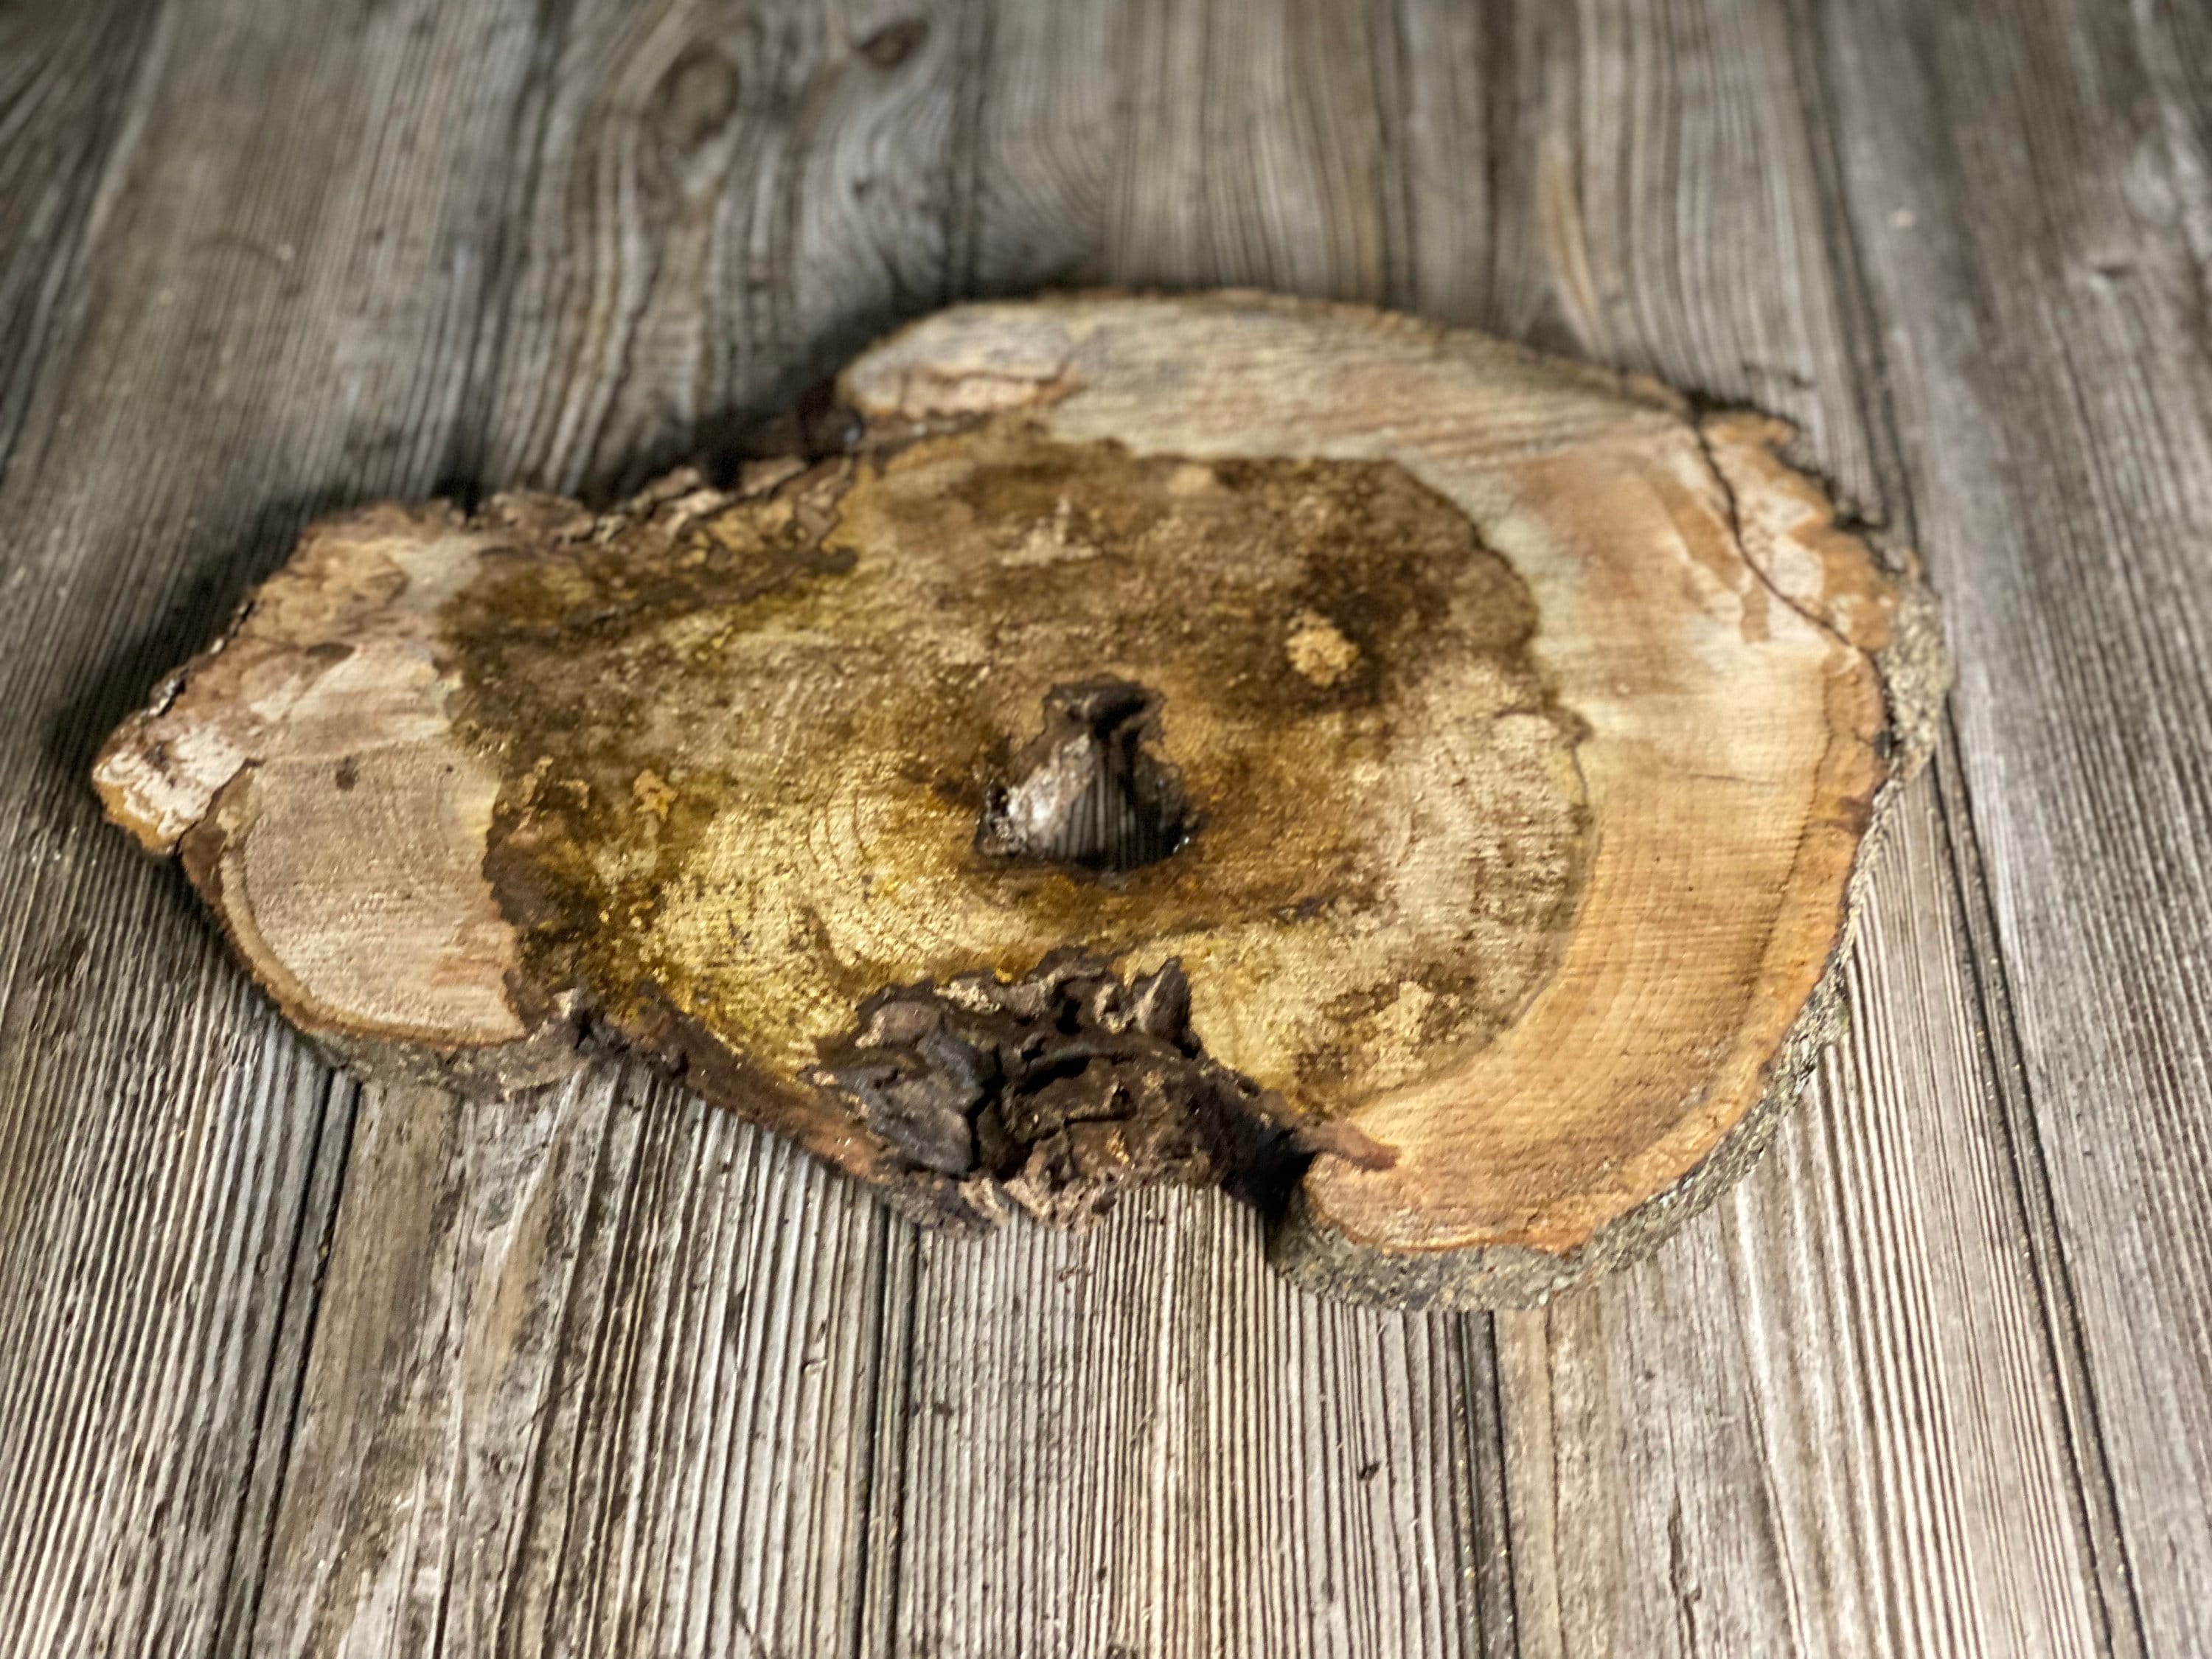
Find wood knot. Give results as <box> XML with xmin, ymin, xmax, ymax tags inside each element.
<box><xmin>976</xmin><ymin>679</ymin><xmax>1194</xmax><ymax>874</ymax></box>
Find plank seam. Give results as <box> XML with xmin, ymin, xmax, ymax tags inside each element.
<box><xmin>486</xmin><ymin>1074</ymin><xmax>625</xmax><ymax>1657</ymax></box>
<box><xmin>224</xmin><ymin>1069</ymin><xmax>361</xmax><ymax>1655</ymax></box>
<box><xmin>1932</xmin><ymin>726</ymin><xmax>2149</xmax><ymax>1659</ymax></box>
<box><xmin>849</xmin><ymin>1220</ymin><xmax>921</xmax><ymax>1659</ymax></box>
<box><xmin>1376</xmin><ymin>0</ymin><xmax>1418</xmax><ymax>313</ymax></box>
<box><xmin>1812</xmin><ymin>1036</ymin><xmax>1921</xmax><ymax>1658</ymax></box>
<box><xmin>1462</xmin><ymin>1312</ymin><xmax>1521</xmax><ymax>1659</ymax></box>
<box><xmin>947</xmin><ymin>0</ymin><xmax>996</xmax><ymax>299</ymax></box>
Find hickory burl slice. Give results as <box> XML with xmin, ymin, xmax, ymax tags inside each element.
<box><xmin>93</xmin><ymin>292</ymin><xmax>1943</xmax><ymax>1307</ymax></box>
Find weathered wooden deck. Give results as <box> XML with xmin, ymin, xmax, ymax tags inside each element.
<box><xmin>1</xmin><ymin>1</ymin><xmax>2206</xmax><ymax>1653</ymax></box>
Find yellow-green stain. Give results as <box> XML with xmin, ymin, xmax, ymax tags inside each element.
<box><xmin>442</xmin><ymin>423</ymin><xmax>1591</xmax><ymax>1119</ymax></box>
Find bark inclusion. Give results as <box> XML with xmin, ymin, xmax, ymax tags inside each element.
<box><xmin>813</xmin><ymin>952</ymin><xmax>1382</xmax><ymax>1231</ymax></box>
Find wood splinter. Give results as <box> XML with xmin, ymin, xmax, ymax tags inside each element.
<box><xmin>91</xmin><ymin>293</ymin><xmax>1945</xmax><ymax>1307</ymax></box>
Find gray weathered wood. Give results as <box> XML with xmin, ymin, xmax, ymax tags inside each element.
<box><xmin>1815</xmin><ymin>0</ymin><xmax>2212</xmax><ymax>1647</ymax></box>
<box><xmin>883</xmin><ymin>1192</ymin><xmax>1494</xmax><ymax>1658</ymax></box>
<box><xmin>0</xmin><ymin>0</ymin><xmax>164</xmax><ymax>478</ymax></box>
<box><xmin>1111</xmin><ymin>0</ymin><xmax>1388</xmax><ymax>300</ymax></box>
<box><xmin>0</xmin><ymin>0</ymin><xmax>543</xmax><ymax>1650</ymax></box>
<box><xmin>0</xmin><ymin>0</ymin><xmax>2206</xmax><ymax>1652</ymax></box>
<box><xmin>251</xmin><ymin>1072</ymin><xmax>895</xmax><ymax>1658</ymax></box>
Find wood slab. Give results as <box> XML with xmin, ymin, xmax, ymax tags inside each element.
<box><xmin>92</xmin><ymin>293</ymin><xmax>1942</xmax><ymax>1307</ymax></box>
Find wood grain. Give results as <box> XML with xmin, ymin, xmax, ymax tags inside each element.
<box><xmin>1498</xmin><ymin>769</ymin><xmax>2110</xmax><ymax>1658</ymax></box>
<box><xmin>1110</xmin><ymin>0</ymin><xmax>1388</xmax><ymax>300</ymax></box>
<box><xmin>0</xmin><ymin>0</ymin><xmax>2204</xmax><ymax>1652</ymax></box>
<box><xmin>251</xmin><ymin>1070</ymin><xmax>895</xmax><ymax>1658</ymax></box>
<box><xmin>1814</xmin><ymin>0</ymin><xmax>2212</xmax><ymax>1646</ymax></box>
<box><xmin>0</xmin><ymin>0</ymin><xmax>554</xmax><ymax>1650</ymax></box>
<box><xmin>883</xmin><ymin>1190</ymin><xmax>1496</xmax><ymax>1658</ymax></box>
<box><xmin>0</xmin><ymin>0</ymin><xmax>165</xmax><ymax>481</ymax></box>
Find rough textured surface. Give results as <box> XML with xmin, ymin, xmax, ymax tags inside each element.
<box><xmin>93</xmin><ymin>295</ymin><xmax>1933</xmax><ymax>1301</ymax></box>
<box><xmin>0</xmin><ymin>0</ymin><xmax>2200</xmax><ymax>1653</ymax></box>
<box><xmin>812</xmin><ymin>952</ymin><xmax>1371</xmax><ymax>1230</ymax></box>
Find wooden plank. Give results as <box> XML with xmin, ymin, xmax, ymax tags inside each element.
<box><xmin>862</xmin><ymin>9</ymin><xmax>1517</xmax><ymax>1656</ymax></box>
<box><xmin>437</xmin><ymin>0</ymin><xmax>979</xmax><ymax>502</ymax></box>
<box><xmin>1481</xmin><ymin>0</ymin><xmax>1880</xmax><ymax>500</ymax></box>
<box><xmin>0</xmin><ymin>980</ymin><xmax>351</xmax><ymax>1659</ymax></box>
<box><xmin>0</xmin><ymin>0</ymin><xmax>565</xmax><ymax>1652</ymax></box>
<box><xmin>962</xmin><ymin>0</ymin><xmax>1126</xmax><ymax>291</ymax></box>
<box><xmin>1368</xmin><ymin>0</ymin><xmax>1497</xmax><ymax>324</ymax></box>
<box><xmin>1813</xmin><ymin>0</ymin><xmax>2212</xmax><ymax>1647</ymax></box>
<box><xmin>1931</xmin><ymin>732</ymin><xmax>2145</xmax><ymax>1659</ymax></box>
<box><xmin>227</xmin><ymin>2</ymin><xmax>986</xmax><ymax>1654</ymax></box>
<box><xmin>0</xmin><ymin>0</ymin><xmax>167</xmax><ymax>480</ymax></box>
<box><xmin>1107</xmin><ymin>0</ymin><xmax>1388</xmax><ymax>299</ymax></box>
<box><xmin>1463</xmin><ymin>1</ymin><xmax>2124</xmax><ymax>1652</ymax></box>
